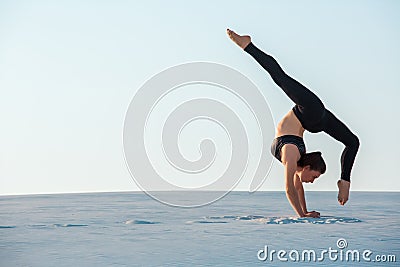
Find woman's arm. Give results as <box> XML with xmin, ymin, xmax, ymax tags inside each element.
<box><xmin>281</xmin><ymin>145</ymin><xmax>305</xmax><ymax>217</ymax></box>
<box><xmin>294</xmin><ymin>174</ymin><xmax>307</xmax><ymax>213</ymax></box>
<box><xmin>294</xmin><ymin>173</ymin><xmax>321</xmax><ymax>218</ymax></box>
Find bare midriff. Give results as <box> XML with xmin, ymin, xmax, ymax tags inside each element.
<box><xmin>275</xmin><ymin>110</ymin><xmax>305</xmax><ymax>138</ymax></box>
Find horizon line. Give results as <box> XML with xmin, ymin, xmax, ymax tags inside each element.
<box><xmin>1</xmin><ymin>189</ymin><xmax>399</xmax><ymax>197</ymax></box>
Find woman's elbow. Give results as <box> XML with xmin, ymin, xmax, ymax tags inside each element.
<box><xmin>285</xmin><ymin>186</ymin><xmax>296</xmax><ymax>195</ymax></box>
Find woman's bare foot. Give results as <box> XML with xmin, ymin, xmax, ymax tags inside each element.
<box><xmin>226</xmin><ymin>29</ymin><xmax>251</xmax><ymax>49</ymax></box>
<box><xmin>337</xmin><ymin>180</ymin><xmax>350</xmax><ymax>205</ymax></box>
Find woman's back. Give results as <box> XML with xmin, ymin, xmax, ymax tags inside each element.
<box><xmin>276</xmin><ymin>110</ymin><xmax>305</xmax><ymax>138</ymax></box>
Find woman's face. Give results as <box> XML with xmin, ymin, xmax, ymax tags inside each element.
<box><xmin>299</xmin><ymin>166</ymin><xmax>321</xmax><ymax>183</ymax></box>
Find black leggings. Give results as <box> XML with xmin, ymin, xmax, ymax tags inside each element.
<box><xmin>244</xmin><ymin>42</ymin><xmax>359</xmax><ymax>182</ymax></box>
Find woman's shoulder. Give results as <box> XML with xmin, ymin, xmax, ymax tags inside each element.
<box><xmin>271</xmin><ymin>135</ymin><xmax>306</xmax><ymax>163</ymax></box>
<box><xmin>280</xmin><ymin>143</ymin><xmax>302</xmax><ymax>164</ymax></box>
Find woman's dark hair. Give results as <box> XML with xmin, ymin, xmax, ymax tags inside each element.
<box><xmin>297</xmin><ymin>151</ymin><xmax>326</xmax><ymax>174</ymax></box>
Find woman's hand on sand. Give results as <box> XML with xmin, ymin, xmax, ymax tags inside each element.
<box><xmin>304</xmin><ymin>211</ymin><xmax>320</xmax><ymax>218</ymax></box>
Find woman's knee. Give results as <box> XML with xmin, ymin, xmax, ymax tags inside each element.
<box><xmin>271</xmin><ymin>73</ymin><xmax>288</xmax><ymax>88</ymax></box>
<box><xmin>349</xmin><ymin>134</ymin><xmax>360</xmax><ymax>151</ymax></box>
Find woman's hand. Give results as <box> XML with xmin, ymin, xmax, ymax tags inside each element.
<box><xmin>303</xmin><ymin>211</ymin><xmax>320</xmax><ymax>218</ymax></box>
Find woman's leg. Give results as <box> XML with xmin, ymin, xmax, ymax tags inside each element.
<box><xmin>240</xmin><ymin>38</ymin><xmax>360</xmax><ymax>179</ymax></box>
<box><xmin>243</xmin><ymin>42</ymin><xmax>325</xmax><ymax>123</ymax></box>
<box><xmin>323</xmin><ymin>110</ymin><xmax>360</xmax><ymax>182</ymax></box>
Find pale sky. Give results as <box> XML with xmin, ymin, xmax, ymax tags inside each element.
<box><xmin>1</xmin><ymin>0</ymin><xmax>399</xmax><ymax>195</ymax></box>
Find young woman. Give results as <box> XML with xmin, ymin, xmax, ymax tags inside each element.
<box><xmin>227</xmin><ymin>29</ymin><xmax>360</xmax><ymax>218</ymax></box>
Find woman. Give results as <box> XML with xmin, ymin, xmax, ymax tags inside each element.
<box><xmin>227</xmin><ymin>29</ymin><xmax>360</xmax><ymax>218</ymax></box>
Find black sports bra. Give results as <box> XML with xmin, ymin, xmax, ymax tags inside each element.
<box><xmin>270</xmin><ymin>135</ymin><xmax>306</xmax><ymax>162</ymax></box>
